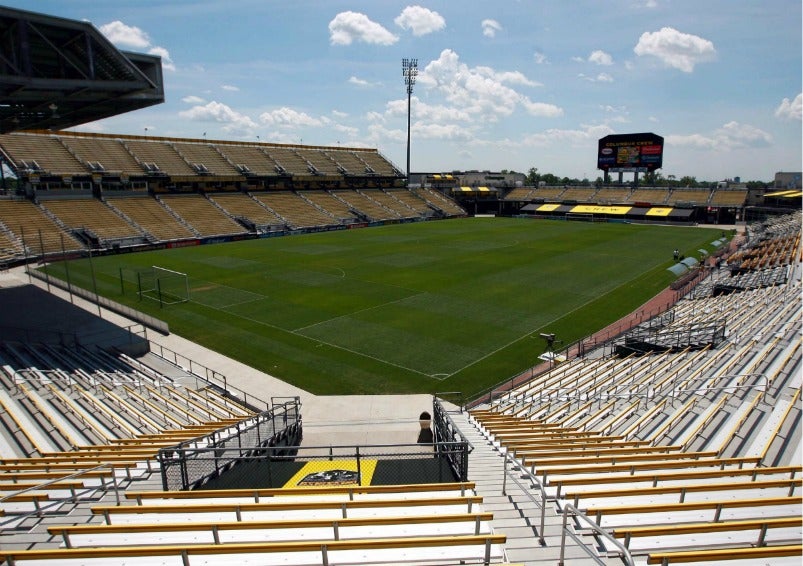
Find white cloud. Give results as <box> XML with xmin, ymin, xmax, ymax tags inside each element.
<box><xmin>332</xmin><ymin>123</ymin><xmax>359</xmax><ymax>138</ymax></box>
<box><xmin>775</xmin><ymin>93</ymin><xmax>802</xmax><ymax>121</ymax></box>
<box><xmin>414</xmin><ymin>122</ymin><xmax>473</xmax><ymax>141</ymax></box>
<box><xmin>395</xmin><ymin>6</ymin><xmax>446</xmax><ymax>36</ymax></box>
<box><xmin>579</xmin><ymin>72</ymin><xmax>614</xmax><ymax>83</ymax></box>
<box><xmin>178</xmin><ymin>101</ymin><xmax>257</xmax><ymax>136</ymax></box>
<box><xmin>667</xmin><ymin>121</ymin><xmax>772</xmax><ymax>150</ymax></box>
<box><xmin>386</xmin><ymin>96</ymin><xmax>472</xmax><ymax>123</ymax></box>
<box><xmin>588</xmin><ymin>50</ymin><xmax>614</xmax><ymax>66</ymax></box>
<box><xmin>329</xmin><ymin>11</ymin><xmax>398</xmax><ymax>45</ymax></box>
<box><xmin>521</xmin><ymin>100</ymin><xmax>564</xmax><ymax>117</ymax></box>
<box><xmin>182</xmin><ymin>95</ymin><xmax>205</xmax><ymax>104</ymax></box>
<box><xmin>482</xmin><ymin>19</ymin><xmax>502</xmax><ymax>38</ymax></box>
<box><xmin>99</xmin><ymin>21</ymin><xmax>150</xmax><ymax>49</ymax></box>
<box><xmin>533</xmin><ymin>51</ymin><xmax>549</xmax><ymax>65</ymax></box>
<box><xmin>367</xmin><ymin>122</ymin><xmax>406</xmax><ymax>144</ymax></box>
<box><xmin>634</xmin><ymin>27</ymin><xmax>716</xmax><ymax>72</ymax></box>
<box><xmin>522</xmin><ymin>123</ymin><xmax>615</xmax><ymax>147</ymax></box>
<box><xmin>259</xmin><ymin>107</ymin><xmax>330</xmax><ymax>128</ymax></box>
<box><xmin>599</xmin><ymin>105</ymin><xmax>630</xmax><ymax>123</ymax></box>
<box><xmin>69</xmin><ymin>121</ymin><xmax>107</xmax><ymax>134</ymax></box>
<box><xmin>716</xmin><ymin>121</ymin><xmax>773</xmax><ymax>147</ymax></box>
<box><xmin>366</xmin><ymin>120</ymin><xmax>471</xmax><ymax>144</ymax></box>
<box><xmin>147</xmin><ymin>46</ymin><xmax>175</xmax><ymax>72</ymax></box>
<box><xmin>100</xmin><ymin>20</ymin><xmax>175</xmax><ymax>72</ymax></box>
<box><xmin>221</xmin><ymin>85</ymin><xmax>240</xmax><ymax>92</ymax></box>
<box><xmin>478</xmin><ymin>68</ymin><xmax>541</xmax><ymax>87</ymax></box>
<box><xmin>418</xmin><ymin>49</ymin><xmax>561</xmax><ymax>121</ymax></box>
<box><xmin>348</xmin><ymin>76</ymin><xmax>371</xmax><ymax>87</ymax></box>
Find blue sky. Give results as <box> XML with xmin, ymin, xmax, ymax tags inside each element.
<box><xmin>12</xmin><ymin>0</ymin><xmax>802</xmax><ymax>182</ymax></box>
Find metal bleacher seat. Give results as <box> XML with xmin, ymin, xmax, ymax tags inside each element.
<box><xmin>0</xmin><ymin>482</ymin><xmax>506</xmax><ymax>566</ymax></box>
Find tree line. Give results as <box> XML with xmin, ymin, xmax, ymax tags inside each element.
<box><xmin>506</xmin><ymin>167</ymin><xmax>773</xmax><ymax>189</ymax></box>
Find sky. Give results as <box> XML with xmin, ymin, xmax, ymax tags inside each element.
<box><xmin>11</xmin><ymin>0</ymin><xmax>802</xmax><ymax>182</ymax></box>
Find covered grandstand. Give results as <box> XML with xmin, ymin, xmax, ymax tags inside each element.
<box><xmin>0</xmin><ymin>131</ymin><xmax>467</xmax><ymax>267</ymax></box>
<box><xmin>0</xmin><ymin>5</ymin><xmax>800</xmax><ymax>565</ymax></box>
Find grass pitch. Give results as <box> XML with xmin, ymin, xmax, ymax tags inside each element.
<box><xmin>45</xmin><ymin>218</ymin><xmax>720</xmax><ymax>397</ymax></box>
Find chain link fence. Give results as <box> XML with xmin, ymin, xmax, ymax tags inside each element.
<box><xmin>159</xmin><ymin>398</ymin><xmax>302</xmax><ymax>490</ymax></box>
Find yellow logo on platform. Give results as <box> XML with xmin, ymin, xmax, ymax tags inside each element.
<box><xmin>283</xmin><ymin>459</ymin><xmax>377</xmax><ymax>488</ymax></box>
<box><xmin>646</xmin><ymin>207</ymin><xmax>672</xmax><ymax>217</ymax></box>
<box><xmin>537</xmin><ymin>203</ymin><xmax>561</xmax><ymax>212</ymax></box>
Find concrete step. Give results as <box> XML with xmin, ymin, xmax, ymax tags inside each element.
<box><xmin>450</xmin><ymin>408</ymin><xmax>625</xmax><ymax>566</ymax></box>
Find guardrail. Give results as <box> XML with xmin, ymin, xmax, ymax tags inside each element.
<box><xmin>159</xmin><ymin>440</ymin><xmax>470</xmax><ymax>491</ymax></box>
<box><xmin>558</xmin><ymin>502</ymin><xmax>635</xmax><ymax>566</ymax></box>
<box><xmin>0</xmin><ymin>464</ymin><xmax>126</xmax><ymax>530</ymax></box>
<box><xmin>433</xmin><ymin>397</ymin><xmax>472</xmax><ymax>482</ymax></box>
<box><xmin>147</xmin><ymin>340</ymin><xmax>269</xmax><ymax>413</ymax></box>
<box><xmin>158</xmin><ymin>398</ymin><xmax>302</xmax><ymax>491</ymax></box>
<box><xmin>501</xmin><ymin>449</ymin><xmax>548</xmax><ymax>546</ymax></box>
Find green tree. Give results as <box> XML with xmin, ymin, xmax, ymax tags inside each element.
<box><xmin>541</xmin><ymin>173</ymin><xmax>561</xmax><ymax>185</ymax></box>
<box><xmin>526</xmin><ymin>167</ymin><xmax>540</xmax><ymax>185</ymax></box>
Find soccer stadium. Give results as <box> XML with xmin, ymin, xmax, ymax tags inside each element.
<box><xmin>0</xmin><ymin>6</ymin><xmax>800</xmax><ymax>566</ymax></box>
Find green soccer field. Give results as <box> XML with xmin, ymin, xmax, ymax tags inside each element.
<box><xmin>44</xmin><ymin>218</ymin><xmax>722</xmax><ymax>397</ymax></box>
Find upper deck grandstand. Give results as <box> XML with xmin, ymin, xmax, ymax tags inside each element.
<box><xmin>0</xmin><ymin>131</ymin><xmax>466</xmax><ymax>264</ymax></box>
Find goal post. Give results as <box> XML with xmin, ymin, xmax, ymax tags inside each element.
<box><xmin>565</xmin><ymin>213</ymin><xmax>594</xmax><ymax>222</ymax></box>
<box><xmin>119</xmin><ymin>266</ymin><xmax>190</xmax><ymax>307</ymax></box>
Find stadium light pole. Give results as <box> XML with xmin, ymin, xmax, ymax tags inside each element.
<box><xmin>402</xmin><ymin>58</ymin><xmax>417</xmax><ymax>185</ymax></box>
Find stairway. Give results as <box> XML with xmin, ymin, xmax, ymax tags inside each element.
<box><xmin>449</xmin><ymin>405</ymin><xmax>627</xmax><ymax>566</ymax></box>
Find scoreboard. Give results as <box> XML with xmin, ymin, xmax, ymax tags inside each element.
<box><xmin>597</xmin><ymin>133</ymin><xmax>664</xmax><ymax>172</ymax></box>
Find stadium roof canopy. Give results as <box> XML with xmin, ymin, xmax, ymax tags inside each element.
<box><xmin>0</xmin><ymin>6</ymin><xmax>164</xmax><ymax>134</ymax></box>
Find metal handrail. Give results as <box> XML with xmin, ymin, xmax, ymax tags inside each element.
<box><xmin>558</xmin><ymin>503</ymin><xmax>635</xmax><ymax>566</ymax></box>
<box><xmin>159</xmin><ymin>441</ymin><xmax>470</xmax><ymax>489</ymax></box>
<box><xmin>670</xmin><ymin>373</ymin><xmax>769</xmax><ymax>403</ymax></box>
<box><xmin>433</xmin><ymin>397</ymin><xmax>474</xmax><ymax>453</ymax></box>
<box><xmin>501</xmin><ymin>449</ymin><xmax>548</xmax><ymax>546</ymax></box>
<box><xmin>0</xmin><ymin>463</ymin><xmax>124</xmax><ymax>529</ymax></box>
<box><xmin>147</xmin><ymin>340</ymin><xmax>269</xmax><ymax>411</ymax></box>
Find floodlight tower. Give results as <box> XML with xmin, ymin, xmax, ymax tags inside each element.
<box><xmin>402</xmin><ymin>58</ymin><xmax>417</xmax><ymax>184</ymax></box>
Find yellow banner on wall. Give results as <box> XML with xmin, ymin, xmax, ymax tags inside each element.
<box><xmin>571</xmin><ymin>205</ymin><xmax>632</xmax><ymax>215</ymax></box>
<box><xmin>536</xmin><ymin>203</ymin><xmax>562</xmax><ymax>212</ymax></box>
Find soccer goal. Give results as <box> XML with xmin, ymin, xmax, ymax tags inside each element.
<box><xmin>120</xmin><ymin>266</ymin><xmax>190</xmax><ymax>307</ymax></box>
<box><xmin>565</xmin><ymin>213</ymin><xmax>595</xmax><ymax>222</ymax></box>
